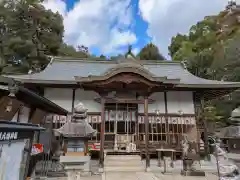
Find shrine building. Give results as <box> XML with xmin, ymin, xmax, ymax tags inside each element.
<box><xmin>7</xmin><ymin>56</ymin><xmax>240</xmax><ymax>167</ymax></box>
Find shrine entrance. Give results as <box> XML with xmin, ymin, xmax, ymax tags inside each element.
<box><xmin>104</xmin><ymin>103</ymin><xmax>138</xmax><ymax>151</ymax></box>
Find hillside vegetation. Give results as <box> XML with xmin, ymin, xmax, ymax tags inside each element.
<box><xmin>168</xmin><ymin>2</ymin><xmax>240</xmax><ymax>125</ymax></box>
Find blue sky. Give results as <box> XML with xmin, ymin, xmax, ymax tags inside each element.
<box><xmin>43</xmin><ymin>0</ymin><xmax>232</xmax><ymax>59</ymax></box>
<box><xmin>64</xmin><ymin>0</ymin><xmax>150</xmax><ymax>56</ymax></box>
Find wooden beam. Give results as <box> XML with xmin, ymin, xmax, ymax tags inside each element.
<box><xmin>71</xmin><ymin>88</ymin><xmax>76</xmax><ymax>114</ymax></box>
<box><xmin>94</xmin><ymin>97</ymin><xmax>155</xmax><ymax>104</ymax></box>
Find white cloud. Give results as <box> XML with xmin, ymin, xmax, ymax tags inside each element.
<box><xmin>43</xmin><ymin>0</ymin><xmax>137</xmax><ymax>54</ymax></box>
<box><xmin>139</xmin><ymin>0</ymin><xmax>238</xmax><ymax>59</ymax></box>
<box><xmin>42</xmin><ymin>0</ymin><xmax>66</xmax><ymax>16</ymax></box>
<box><xmin>132</xmin><ymin>47</ymin><xmax>140</xmax><ymax>55</ymax></box>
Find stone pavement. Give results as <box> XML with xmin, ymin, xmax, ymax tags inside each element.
<box><xmin>154</xmin><ymin>173</ymin><xmax>219</xmax><ymax>180</ymax></box>
<box><xmin>47</xmin><ymin>175</ymin><xmax>101</xmax><ymax>180</ymax></box>
<box><xmin>102</xmin><ymin>172</ymin><xmax>219</xmax><ymax>180</ymax></box>
<box><xmin>102</xmin><ymin>155</ymin><xmax>219</xmax><ymax>180</ymax></box>
<box><xmin>48</xmin><ymin>155</ymin><xmax>233</xmax><ymax>180</ymax></box>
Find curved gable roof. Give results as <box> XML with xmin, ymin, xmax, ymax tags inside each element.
<box><xmin>74</xmin><ymin>60</ymin><xmax>180</xmax><ymax>83</ymax></box>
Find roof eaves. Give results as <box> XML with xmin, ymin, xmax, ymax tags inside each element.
<box><xmin>177</xmin><ymin>83</ymin><xmax>240</xmax><ymax>88</ymax></box>
<box><xmin>5</xmin><ymin>77</ymin><xmax>77</xmax><ymax>85</ymax></box>
<box><xmin>0</xmin><ymin>120</ymin><xmax>45</xmax><ymax>131</ymax></box>
<box><xmin>18</xmin><ymin>86</ymin><xmax>69</xmax><ymax>115</ymax></box>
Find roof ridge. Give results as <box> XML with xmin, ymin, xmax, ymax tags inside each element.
<box><xmin>52</xmin><ymin>56</ymin><xmax>181</xmax><ymax>65</ymax></box>
<box><xmin>142</xmin><ymin>61</ymin><xmax>181</xmax><ymax>65</ymax></box>
<box><xmin>52</xmin><ymin>56</ymin><xmax>116</xmax><ymax>64</ymax></box>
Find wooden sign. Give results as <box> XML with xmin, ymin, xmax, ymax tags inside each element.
<box><xmin>0</xmin><ymin>130</ymin><xmax>33</xmax><ymax>141</ymax></box>
<box><xmin>0</xmin><ymin>131</ymin><xmax>18</xmax><ymax>141</ymax></box>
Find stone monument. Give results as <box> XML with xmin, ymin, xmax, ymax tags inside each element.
<box><xmin>181</xmin><ymin>134</ymin><xmax>206</xmax><ymax>176</ymax></box>
<box><xmin>55</xmin><ymin>102</ymin><xmax>96</xmax><ymax>179</ymax></box>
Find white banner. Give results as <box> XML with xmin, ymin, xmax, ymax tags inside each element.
<box><xmin>65</xmin><ymin>114</ymin><xmax>196</xmax><ymax>125</ymax></box>
<box><xmin>46</xmin><ymin>115</ymin><xmax>70</xmax><ymax>123</ymax></box>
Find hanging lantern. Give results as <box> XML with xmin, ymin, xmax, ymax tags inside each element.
<box><xmin>5</xmin><ymin>83</ymin><xmax>18</xmax><ymax>112</ymax></box>
<box><xmin>155</xmin><ymin>109</ymin><xmax>160</xmax><ymax>115</ymax></box>
<box><xmin>5</xmin><ymin>100</ymin><xmax>13</xmax><ymax>112</ymax></box>
<box><xmin>178</xmin><ymin>110</ymin><xmax>183</xmax><ymax>116</ymax></box>
<box><xmin>8</xmin><ymin>84</ymin><xmax>18</xmax><ymax>98</ymax></box>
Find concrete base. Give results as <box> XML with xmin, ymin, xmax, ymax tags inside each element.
<box><xmin>66</xmin><ymin>171</ymin><xmax>81</xmax><ymax>180</ymax></box>
<box><xmin>98</xmin><ymin>167</ymin><xmax>104</xmax><ymax>173</ymax></box>
<box><xmin>80</xmin><ymin>171</ymin><xmax>92</xmax><ymax>176</ymax></box>
<box><xmin>145</xmin><ymin>167</ymin><xmax>151</xmax><ymax>172</ymax></box>
<box><xmin>60</xmin><ymin>155</ymin><xmax>91</xmax><ymax>178</ymax></box>
<box><xmin>181</xmin><ymin>170</ymin><xmax>206</xmax><ymax>176</ymax></box>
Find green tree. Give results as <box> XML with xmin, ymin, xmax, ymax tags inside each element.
<box><xmin>110</xmin><ymin>54</ymin><xmax>125</xmax><ymax>60</ymax></box>
<box><xmin>0</xmin><ymin>0</ymin><xmax>89</xmax><ymax>74</ymax></box>
<box><xmin>172</xmin><ymin>41</ymin><xmax>195</xmax><ymax>61</ymax></box>
<box><xmin>0</xmin><ymin>0</ymin><xmax>65</xmax><ymax>73</ymax></box>
<box><xmin>221</xmin><ymin>35</ymin><xmax>240</xmax><ymax>82</ymax></box>
<box><xmin>99</xmin><ymin>54</ymin><xmax>107</xmax><ymax>59</ymax></box>
<box><xmin>168</xmin><ymin>34</ymin><xmax>188</xmax><ymax>57</ymax></box>
<box><xmin>138</xmin><ymin>43</ymin><xmax>165</xmax><ymax>60</ymax></box>
<box><xmin>58</xmin><ymin>43</ymin><xmax>89</xmax><ymax>58</ymax></box>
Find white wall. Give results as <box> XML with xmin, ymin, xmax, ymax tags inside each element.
<box><xmin>44</xmin><ymin>88</ymin><xmax>195</xmax><ymax>114</ymax></box>
<box><xmin>18</xmin><ymin>106</ymin><xmax>30</xmax><ymax>123</ymax></box>
<box><xmin>12</xmin><ymin>106</ymin><xmax>30</xmax><ymax>123</ymax></box>
<box><xmin>138</xmin><ymin>92</ymin><xmax>165</xmax><ymax>113</ymax></box>
<box><xmin>12</xmin><ymin>111</ymin><xmax>18</xmax><ymax>122</ymax></box>
<box><xmin>0</xmin><ymin>140</ymin><xmax>26</xmax><ymax>180</ymax></box>
<box><xmin>75</xmin><ymin>89</ymin><xmax>101</xmax><ymax>112</ymax></box>
<box><xmin>44</xmin><ymin>88</ymin><xmax>72</xmax><ymax>112</ymax></box>
<box><xmin>167</xmin><ymin>91</ymin><xmax>194</xmax><ymax>114</ymax></box>
<box><xmin>44</xmin><ymin>88</ymin><xmax>101</xmax><ymax>112</ymax></box>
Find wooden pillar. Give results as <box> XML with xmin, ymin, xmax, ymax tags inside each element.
<box><xmin>136</xmin><ymin>111</ymin><xmax>139</xmax><ymax>148</ymax></box>
<box><xmin>164</xmin><ymin>91</ymin><xmax>169</xmax><ymax>143</ymax></box>
<box><xmin>71</xmin><ymin>89</ymin><xmax>76</xmax><ymax>114</ymax></box>
<box><xmin>99</xmin><ymin>97</ymin><xmax>105</xmax><ymax>168</ymax></box>
<box><xmin>144</xmin><ymin>96</ymin><xmax>150</xmax><ymax>169</ymax></box>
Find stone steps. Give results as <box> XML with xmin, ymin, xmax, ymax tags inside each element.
<box><xmin>105</xmin><ymin>155</ymin><xmax>141</xmax><ymax>161</ymax></box>
<box><xmin>104</xmin><ymin>166</ymin><xmax>145</xmax><ymax>172</ymax></box>
<box><xmin>104</xmin><ymin>155</ymin><xmax>144</xmax><ymax>172</ymax></box>
<box><xmin>105</xmin><ymin>161</ymin><xmax>143</xmax><ymax>166</ymax></box>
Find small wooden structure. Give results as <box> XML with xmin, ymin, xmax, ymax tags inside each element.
<box><xmin>0</xmin><ymin>76</ymin><xmax>69</xmax><ymax>179</ymax></box>
<box><xmin>0</xmin><ymin>121</ymin><xmax>44</xmax><ymax>180</ymax></box>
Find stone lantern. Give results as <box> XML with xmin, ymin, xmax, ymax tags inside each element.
<box><xmin>56</xmin><ymin>103</ymin><xmax>96</xmax><ymax>179</ymax></box>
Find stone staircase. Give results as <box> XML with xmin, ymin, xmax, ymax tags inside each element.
<box><xmin>104</xmin><ymin>155</ymin><xmax>145</xmax><ymax>172</ymax></box>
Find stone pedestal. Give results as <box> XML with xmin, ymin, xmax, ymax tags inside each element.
<box><xmin>181</xmin><ymin>158</ymin><xmax>205</xmax><ymax>176</ymax></box>
<box><xmin>66</xmin><ymin>171</ymin><xmax>81</xmax><ymax>180</ymax></box>
<box><xmin>60</xmin><ymin>156</ymin><xmax>91</xmax><ymax>178</ymax></box>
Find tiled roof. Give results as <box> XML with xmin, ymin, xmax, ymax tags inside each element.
<box><xmin>5</xmin><ymin>56</ymin><xmax>240</xmax><ymax>88</ymax></box>
<box><xmin>54</xmin><ymin>121</ymin><xmax>96</xmax><ymax>138</ymax></box>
